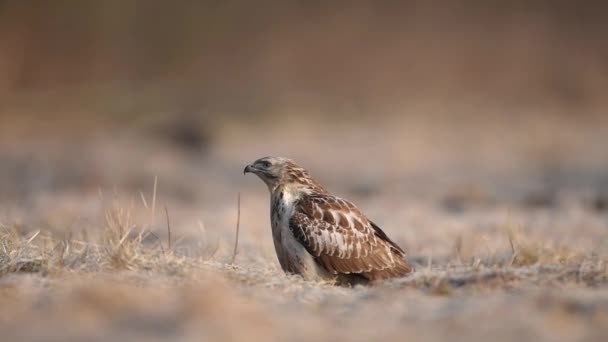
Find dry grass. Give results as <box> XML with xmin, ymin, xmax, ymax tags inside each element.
<box><xmin>1</xmin><ymin>196</ymin><xmax>608</xmax><ymax>342</ymax></box>
<box><xmin>0</xmin><ymin>201</ymin><xmax>194</xmax><ymax>277</ymax></box>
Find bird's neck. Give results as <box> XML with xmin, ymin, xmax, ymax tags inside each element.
<box><xmin>271</xmin><ymin>184</ymin><xmax>302</xmax><ymax>206</ymax></box>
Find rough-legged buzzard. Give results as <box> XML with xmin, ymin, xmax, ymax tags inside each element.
<box><xmin>244</xmin><ymin>156</ymin><xmax>413</xmax><ymax>285</ymax></box>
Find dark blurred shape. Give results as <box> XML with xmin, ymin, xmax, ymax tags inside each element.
<box><xmin>169</xmin><ymin>121</ymin><xmax>209</xmax><ymax>153</ymax></box>
<box><xmin>153</xmin><ymin>116</ymin><xmax>211</xmax><ymax>154</ymax></box>
<box><xmin>591</xmin><ymin>197</ymin><xmax>607</xmax><ymax>212</ymax></box>
<box><xmin>348</xmin><ymin>182</ymin><xmax>379</xmax><ymax>198</ymax></box>
<box><xmin>441</xmin><ymin>186</ymin><xmax>496</xmax><ymax>213</ymax></box>
<box><xmin>521</xmin><ymin>191</ymin><xmax>557</xmax><ymax>209</ymax></box>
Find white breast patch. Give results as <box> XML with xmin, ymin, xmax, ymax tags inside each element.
<box><xmin>271</xmin><ymin>190</ymin><xmax>328</xmax><ymax>281</ymax></box>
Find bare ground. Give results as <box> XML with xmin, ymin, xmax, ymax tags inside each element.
<box><xmin>1</xmin><ymin>113</ymin><xmax>608</xmax><ymax>341</ymax></box>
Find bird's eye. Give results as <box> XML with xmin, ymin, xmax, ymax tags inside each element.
<box><xmin>259</xmin><ymin>161</ymin><xmax>271</xmax><ymax>168</ymax></box>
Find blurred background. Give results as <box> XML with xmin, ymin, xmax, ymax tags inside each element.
<box><xmin>0</xmin><ymin>1</ymin><xmax>607</xmax><ymax>258</ymax></box>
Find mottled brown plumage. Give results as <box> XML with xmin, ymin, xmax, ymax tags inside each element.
<box><xmin>244</xmin><ymin>156</ymin><xmax>413</xmax><ymax>285</ymax></box>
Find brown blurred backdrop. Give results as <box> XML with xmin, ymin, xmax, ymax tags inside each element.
<box><xmin>1</xmin><ymin>1</ymin><xmax>607</xmax><ymax>118</ymax></box>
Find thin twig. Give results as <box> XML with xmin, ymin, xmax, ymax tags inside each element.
<box><xmin>508</xmin><ymin>231</ymin><xmax>518</xmax><ymax>266</ymax></box>
<box><xmin>139</xmin><ymin>191</ymin><xmax>149</xmax><ymax>208</ymax></box>
<box><xmin>26</xmin><ymin>230</ymin><xmax>41</xmax><ymax>244</ymax></box>
<box><xmin>454</xmin><ymin>235</ymin><xmax>463</xmax><ymax>264</ymax></box>
<box><xmin>151</xmin><ymin>176</ymin><xmax>158</xmax><ymax>223</ymax></box>
<box><xmin>164</xmin><ymin>205</ymin><xmax>172</xmax><ymax>253</ymax></box>
<box><xmin>508</xmin><ymin>233</ymin><xmax>516</xmax><ymax>254</ymax></box>
<box><xmin>231</xmin><ymin>192</ymin><xmax>241</xmax><ymax>264</ymax></box>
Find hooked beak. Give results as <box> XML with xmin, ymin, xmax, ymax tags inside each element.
<box><xmin>243</xmin><ymin>164</ymin><xmax>255</xmax><ymax>175</ymax></box>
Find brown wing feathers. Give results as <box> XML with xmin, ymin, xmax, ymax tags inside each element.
<box><xmin>290</xmin><ymin>195</ymin><xmax>413</xmax><ymax>281</ymax></box>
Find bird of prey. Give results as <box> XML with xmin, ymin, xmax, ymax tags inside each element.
<box><xmin>244</xmin><ymin>156</ymin><xmax>413</xmax><ymax>285</ymax></box>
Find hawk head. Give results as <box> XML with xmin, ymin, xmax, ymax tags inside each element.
<box><xmin>244</xmin><ymin>156</ymin><xmax>327</xmax><ymax>194</ymax></box>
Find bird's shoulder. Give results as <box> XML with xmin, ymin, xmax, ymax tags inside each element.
<box><xmin>292</xmin><ymin>193</ymin><xmax>370</xmax><ymax>232</ymax></box>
